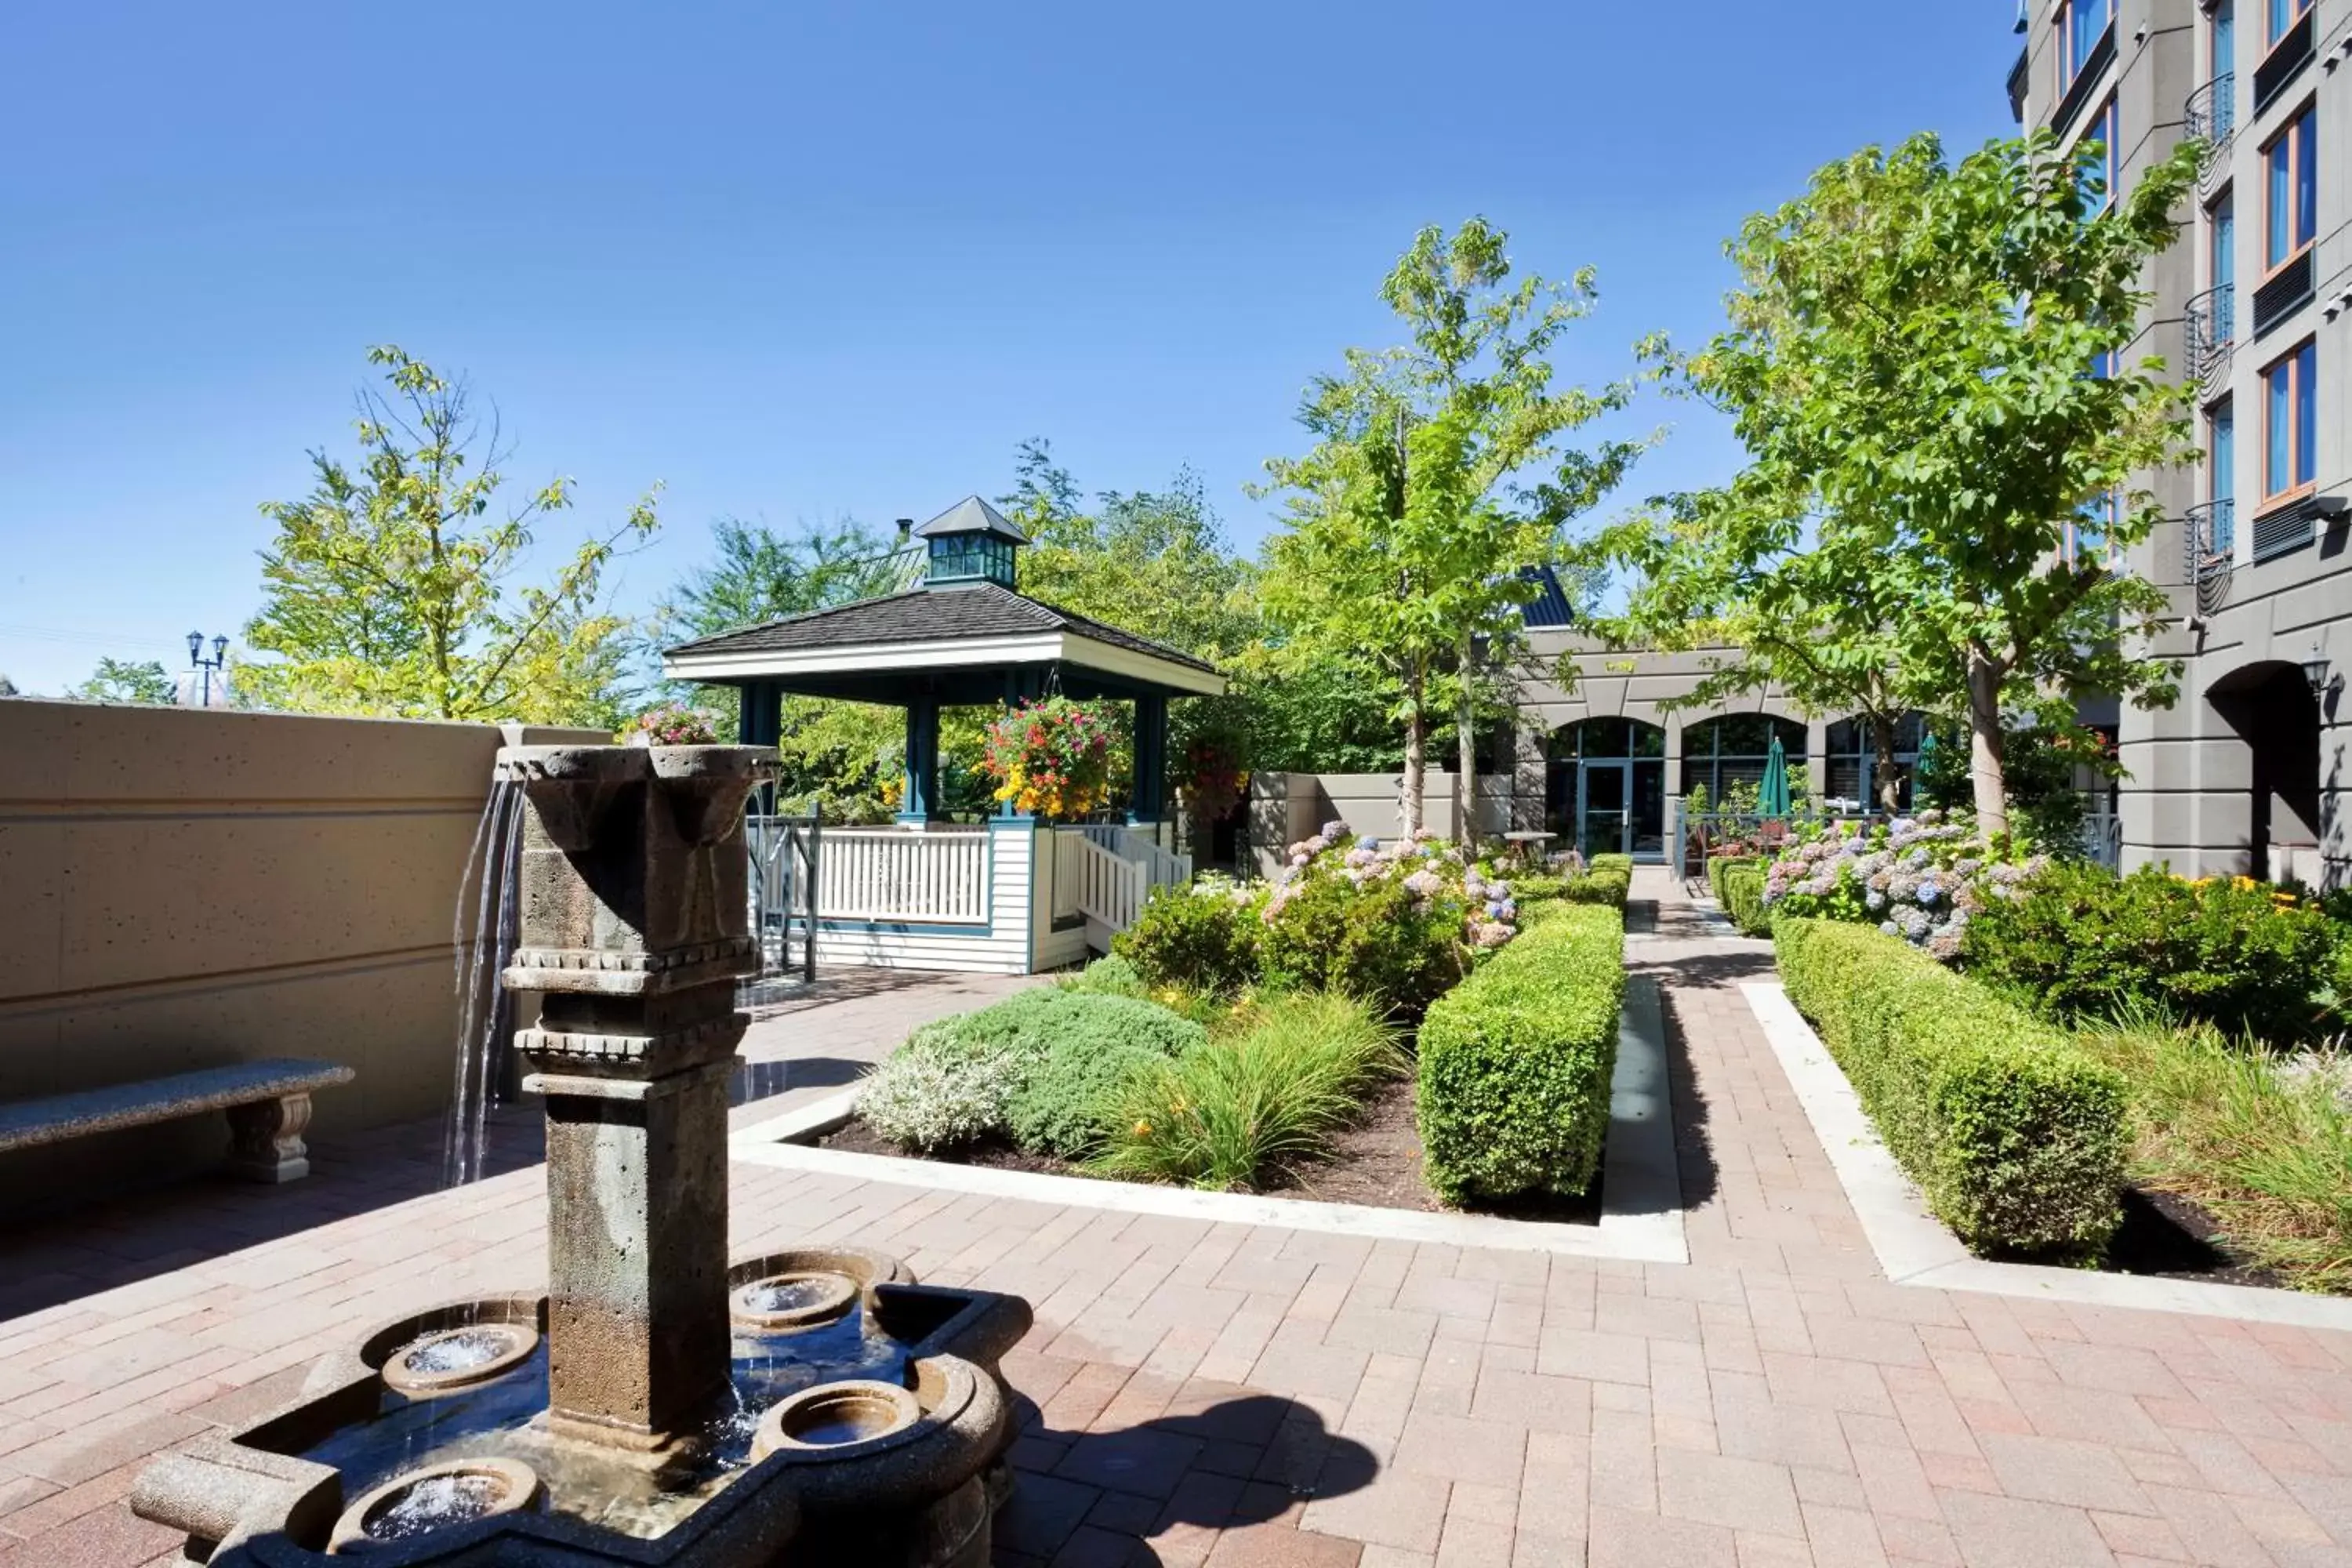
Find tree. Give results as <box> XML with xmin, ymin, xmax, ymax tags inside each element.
<box><xmin>1641</xmin><ymin>131</ymin><xmax>2200</xmax><ymax>836</ymax></box>
<box><xmin>1598</xmin><ymin>488</ymin><xmax>1924</xmax><ymax>813</ymax></box>
<box><xmin>1259</xmin><ymin>219</ymin><xmax>1649</xmax><ymax>844</ymax></box>
<box><xmin>71</xmin><ymin>657</ymin><xmax>178</xmax><ymax>706</ymax></box>
<box><xmin>663</xmin><ymin>517</ymin><xmax>907</xmax><ymax>641</ymax></box>
<box><xmin>241</xmin><ymin>346</ymin><xmax>659</xmax><ymax>726</ymax></box>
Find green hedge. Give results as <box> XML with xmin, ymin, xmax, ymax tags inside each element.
<box><xmin>1556</xmin><ymin>852</ymin><xmax>1632</xmax><ymax>909</ymax></box>
<box><xmin>1775</xmin><ymin>917</ymin><xmax>2129</xmax><ymax>1257</ymax></box>
<box><xmin>1707</xmin><ymin>855</ymin><xmax>1756</xmax><ymax>906</ymax></box>
<box><xmin>1719</xmin><ymin>862</ymin><xmax>1770</xmax><ymax>936</ymax></box>
<box><xmin>1417</xmin><ymin>902</ymin><xmax>1625</xmax><ymax>1204</ymax></box>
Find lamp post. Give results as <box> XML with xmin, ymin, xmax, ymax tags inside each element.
<box><xmin>187</xmin><ymin>631</ymin><xmax>227</xmax><ymax>709</ymax></box>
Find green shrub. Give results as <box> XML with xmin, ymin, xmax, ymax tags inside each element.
<box><xmin>1115</xmin><ymin>884</ymin><xmax>1263</xmax><ymax>996</ymax></box>
<box><xmin>1089</xmin><ymin>992</ymin><xmax>1404</xmax><ymax>1189</ymax></box>
<box><xmin>1259</xmin><ymin>869</ymin><xmax>1469</xmax><ymax>1018</ymax></box>
<box><xmin>1707</xmin><ymin>855</ymin><xmax>1759</xmax><ymax>907</ymax></box>
<box><xmin>1058</xmin><ymin>954</ymin><xmax>1150</xmax><ymax>998</ymax></box>
<box><xmin>859</xmin><ymin>1041</ymin><xmax>1027</xmax><ymax>1152</ymax></box>
<box><xmin>1417</xmin><ymin>903</ymin><xmax>1626</xmax><ymax>1205</ymax></box>
<box><xmin>1007</xmin><ymin>1036</ymin><xmax>1182</xmax><ymax>1159</ymax></box>
<box><xmin>859</xmin><ymin>989</ymin><xmax>1203</xmax><ymax>1152</ymax></box>
<box><xmin>1961</xmin><ymin>862</ymin><xmax>2336</xmax><ymax>1042</ymax></box>
<box><xmin>1776</xmin><ymin>917</ymin><xmax>2129</xmax><ymax>1256</ymax></box>
<box><xmin>1719</xmin><ymin>862</ymin><xmax>1770</xmax><ymax>936</ymax></box>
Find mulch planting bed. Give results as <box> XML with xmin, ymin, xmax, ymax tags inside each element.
<box><xmin>2093</xmin><ymin>1187</ymin><xmax>2289</xmax><ymax>1290</ymax></box>
<box><xmin>815</xmin><ymin>1074</ymin><xmax>1604</xmax><ymax>1225</ymax></box>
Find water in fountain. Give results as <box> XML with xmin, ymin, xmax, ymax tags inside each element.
<box><xmin>367</xmin><ymin>1473</ymin><xmax>504</xmax><ymax>1540</ymax></box>
<box><xmin>404</xmin><ymin>1330</ymin><xmax>513</xmax><ymax>1376</ymax></box>
<box><xmin>446</xmin><ymin>777</ymin><xmax>522</xmax><ymax>1187</ymax></box>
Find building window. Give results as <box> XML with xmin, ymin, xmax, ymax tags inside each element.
<box><xmin>2067</xmin><ymin>491</ymin><xmax>2120</xmax><ymax>564</ymax></box>
<box><xmin>2267</xmin><ymin>0</ymin><xmax>2312</xmax><ymax>49</ymax></box>
<box><xmin>2215</xmin><ymin>0</ymin><xmax>2237</xmax><ymax>78</ymax></box>
<box><xmin>2260</xmin><ymin>339</ymin><xmax>2317</xmax><ymax>505</ymax></box>
<box><xmin>2264</xmin><ymin>103</ymin><xmax>2316</xmax><ymax>270</ymax></box>
<box><xmin>1824</xmin><ymin>713</ymin><xmax>1926</xmax><ymax>813</ymax></box>
<box><xmin>2060</xmin><ymin>0</ymin><xmax>2115</xmax><ymax>93</ymax></box>
<box><xmin>2212</xmin><ymin>190</ymin><xmax>2236</xmax><ymax>295</ymax></box>
<box><xmin>2082</xmin><ymin>96</ymin><xmax>2121</xmax><ymax>211</ymax></box>
<box><xmin>2211</xmin><ymin>398</ymin><xmax>2238</xmax><ymax>554</ymax></box>
<box><xmin>1679</xmin><ymin>715</ymin><xmax>1806</xmax><ymax>804</ymax></box>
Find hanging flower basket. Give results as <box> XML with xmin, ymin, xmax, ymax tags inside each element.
<box><xmin>980</xmin><ymin>698</ymin><xmax>1116</xmax><ymax>819</ymax></box>
<box><xmin>620</xmin><ymin>703</ymin><xmax>719</xmax><ymax>746</ymax></box>
<box><xmin>1180</xmin><ymin>735</ymin><xmax>1247</xmax><ymax>820</ymax></box>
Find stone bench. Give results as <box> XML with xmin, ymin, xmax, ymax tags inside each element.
<box><xmin>0</xmin><ymin>1058</ymin><xmax>354</xmax><ymax>1183</ymax></box>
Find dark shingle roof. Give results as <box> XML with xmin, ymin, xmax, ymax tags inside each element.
<box><xmin>1519</xmin><ymin>565</ymin><xmax>1577</xmax><ymax>629</ymax></box>
<box><xmin>666</xmin><ymin>582</ymin><xmax>1219</xmax><ymax>674</ymax></box>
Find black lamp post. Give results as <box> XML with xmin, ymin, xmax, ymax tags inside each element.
<box><xmin>188</xmin><ymin>631</ymin><xmax>228</xmax><ymax>709</ymax></box>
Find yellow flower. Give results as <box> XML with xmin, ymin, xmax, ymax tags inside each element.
<box><xmin>1133</xmin><ymin>1120</ymin><xmax>1152</xmax><ymax>1137</ymax></box>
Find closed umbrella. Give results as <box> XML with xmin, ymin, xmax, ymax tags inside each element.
<box><xmin>1759</xmin><ymin>733</ymin><xmax>1791</xmax><ymax>819</ymax></box>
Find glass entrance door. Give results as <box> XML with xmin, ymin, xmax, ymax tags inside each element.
<box><xmin>1579</xmin><ymin>762</ymin><xmax>1630</xmax><ymax>856</ymax></box>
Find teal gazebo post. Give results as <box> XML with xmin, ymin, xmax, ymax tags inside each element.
<box><xmin>1129</xmin><ymin>693</ymin><xmax>1168</xmax><ymax>832</ymax></box>
<box><xmin>898</xmin><ymin>698</ymin><xmax>942</xmax><ymax>826</ymax></box>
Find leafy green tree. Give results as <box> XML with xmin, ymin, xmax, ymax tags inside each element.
<box><xmin>71</xmin><ymin>657</ymin><xmax>179</xmax><ymax>706</ymax></box>
<box><xmin>241</xmin><ymin>346</ymin><xmax>659</xmax><ymax>726</ymax></box>
<box><xmin>1259</xmin><ymin>219</ymin><xmax>1648</xmax><ymax>844</ymax></box>
<box><xmin>1635</xmin><ymin>131</ymin><xmax>2199</xmax><ymax>836</ymax></box>
<box><xmin>663</xmin><ymin>517</ymin><xmax>907</xmax><ymax>641</ymax></box>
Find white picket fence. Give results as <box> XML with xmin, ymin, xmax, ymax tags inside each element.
<box><xmin>817</xmin><ymin>828</ymin><xmax>991</xmax><ymax>924</ymax></box>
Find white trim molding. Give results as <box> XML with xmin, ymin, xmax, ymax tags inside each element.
<box><xmin>664</xmin><ymin>630</ymin><xmax>1227</xmax><ymax>697</ymax></box>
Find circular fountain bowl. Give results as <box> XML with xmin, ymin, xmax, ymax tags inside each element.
<box><xmin>752</xmin><ymin>1379</ymin><xmax>923</xmax><ymax>1458</ymax></box>
<box><xmin>730</xmin><ymin>1269</ymin><xmax>860</xmax><ymax>1332</ymax></box>
<box><xmin>327</xmin><ymin>1457</ymin><xmax>543</xmax><ymax>1554</ymax></box>
<box><xmin>381</xmin><ymin>1322</ymin><xmax>539</xmax><ymax>1396</ymax></box>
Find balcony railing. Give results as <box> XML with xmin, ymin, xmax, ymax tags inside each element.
<box><xmin>2184</xmin><ymin>498</ymin><xmax>2235</xmax><ymax>615</ymax></box>
<box><xmin>2185</xmin><ymin>72</ymin><xmax>2238</xmax><ymax>154</ymax></box>
<box><xmin>2183</xmin><ymin>285</ymin><xmax>2236</xmax><ymax>386</ymax></box>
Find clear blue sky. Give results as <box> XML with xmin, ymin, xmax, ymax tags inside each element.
<box><xmin>0</xmin><ymin>2</ymin><xmax>2019</xmax><ymax>696</ymax></box>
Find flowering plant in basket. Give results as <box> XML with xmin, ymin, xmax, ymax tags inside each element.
<box><xmin>981</xmin><ymin>697</ymin><xmax>1116</xmax><ymax>819</ymax></box>
<box><xmin>621</xmin><ymin>704</ymin><xmax>719</xmax><ymax>746</ymax></box>
<box><xmin>1179</xmin><ymin>735</ymin><xmax>1247</xmax><ymax>820</ymax></box>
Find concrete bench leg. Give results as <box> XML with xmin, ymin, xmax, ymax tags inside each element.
<box><xmin>225</xmin><ymin>1093</ymin><xmax>316</xmax><ymax>1182</ymax></box>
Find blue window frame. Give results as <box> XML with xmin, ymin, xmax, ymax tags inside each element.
<box><xmin>2216</xmin><ymin>0</ymin><xmax>2236</xmax><ymax>78</ymax></box>
<box><xmin>2214</xmin><ymin>194</ymin><xmax>2236</xmax><ymax>292</ymax></box>
<box><xmin>2265</xmin><ymin>105</ymin><xmax>2317</xmax><ymax>269</ymax></box>
<box><xmin>2059</xmin><ymin>0</ymin><xmax>2114</xmax><ymax>94</ymax></box>
<box><xmin>2268</xmin><ymin>0</ymin><xmax>2311</xmax><ymax>47</ymax></box>
<box><xmin>2211</xmin><ymin>400</ymin><xmax>2238</xmax><ymax>554</ymax></box>
<box><xmin>2262</xmin><ymin>339</ymin><xmax>2317</xmax><ymax>502</ymax></box>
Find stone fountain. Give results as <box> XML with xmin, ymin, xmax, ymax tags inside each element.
<box><xmin>132</xmin><ymin>745</ymin><xmax>1031</xmax><ymax>1566</ymax></box>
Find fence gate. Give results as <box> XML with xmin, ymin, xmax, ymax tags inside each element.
<box><xmin>745</xmin><ymin>815</ymin><xmax>821</xmax><ymax>984</ymax></box>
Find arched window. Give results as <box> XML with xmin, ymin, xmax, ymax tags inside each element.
<box><xmin>1824</xmin><ymin>712</ymin><xmax>1927</xmax><ymax>811</ymax></box>
<box><xmin>1680</xmin><ymin>715</ymin><xmax>1807</xmax><ymax>803</ymax></box>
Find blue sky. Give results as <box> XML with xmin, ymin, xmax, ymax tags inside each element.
<box><xmin>0</xmin><ymin>2</ymin><xmax>2019</xmax><ymax>696</ymax></box>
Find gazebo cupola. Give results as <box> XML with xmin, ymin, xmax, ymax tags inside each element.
<box><xmin>916</xmin><ymin>496</ymin><xmax>1026</xmax><ymax>590</ymax></box>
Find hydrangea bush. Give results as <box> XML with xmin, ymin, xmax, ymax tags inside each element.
<box><xmin>1761</xmin><ymin>810</ymin><xmax>2045</xmax><ymax>960</ymax></box>
<box><xmin>1255</xmin><ymin>825</ymin><xmax>1518</xmax><ymax>1017</ymax></box>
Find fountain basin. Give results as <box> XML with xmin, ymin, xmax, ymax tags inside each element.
<box><xmin>328</xmin><ymin>1458</ymin><xmax>542</xmax><ymax>1554</ymax></box>
<box><xmin>729</xmin><ymin>1270</ymin><xmax>858</xmax><ymax>1333</ymax></box>
<box><xmin>647</xmin><ymin>746</ymin><xmax>773</xmax><ymax>847</ymax></box>
<box><xmin>753</xmin><ymin>1381</ymin><xmax>921</xmax><ymax>1457</ymax></box>
<box><xmin>492</xmin><ymin>746</ymin><xmax>646</xmax><ymax>852</ymax></box>
<box><xmin>382</xmin><ymin>1323</ymin><xmax>539</xmax><ymax>1397</ymax></box>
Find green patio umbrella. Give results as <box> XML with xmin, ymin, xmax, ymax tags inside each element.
<box><xmin>1759</xmin><ymin>732</ymin><xmax>1791</xmax><ymax>819</ymax></box>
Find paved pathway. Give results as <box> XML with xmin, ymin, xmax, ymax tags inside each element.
<box><xmin>5</xmin><ymin>893</ymin><xmax>2352</xmax><ymax>1567</ymax></box>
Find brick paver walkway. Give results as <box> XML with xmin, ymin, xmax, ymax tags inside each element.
<box><xmin>5</xmin><ymin>891</ymin><xmax>2351</xmax><ymax>1567</ymax></box>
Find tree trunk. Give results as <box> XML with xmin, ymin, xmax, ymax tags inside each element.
<box><xmin>1872</xmin><ymin>713</ymin><xmax>1902</xmax><ymax>817</ymax></box>
<box><xmin>1456</xmin><ymin>641</ymin><xmax>1479</xmax><ymax>855</ymax></box>
<box><xmin>1965</xmin><ymin>651</ymin><xmax>2009</xmax><ymax>838</ymax></box>
<box><xmin>1401</xmin><ymin>664</ymin><xmax>1426</xmax><ymax>838</ymax></box>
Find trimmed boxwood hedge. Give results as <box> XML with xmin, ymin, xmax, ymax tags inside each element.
<box><xmin>1719</xmin><ymin>862</ymin><xmax>1770</xmax><ymax>936</ymax></box>
<box><xmin>1555</xmin><ymin>852</ymin><xmax>1632</xmax><ymax>909</ymax></box>
<box><xmin>1417</xmin><ymin>902</ymin><xmax>1625</xmax><ymax>1204</ymax></box>
<box><xmin>1774</xmin><ymin>917</ymin><xmax>2129</xmax><ymax>1258</ymax></box>
<box><xmin>1707</xmin><ymin>855</ymin><xmax>1756</xmax><ymax>906</ymax></box>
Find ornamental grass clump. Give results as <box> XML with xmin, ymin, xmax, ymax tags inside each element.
<box><xmin>2072</xmin><ymin>1008</ymin><xmax>2352</xmax><ymax>1293</ymax></box>
<box><xmin>1088</xmin><ymin>992</ymin><xmax>1405</xmax><ymax>1190</ymax></box>
<box><xmin>1776</xmin><ymin>916</ymin><xmax>2129</xmax><ymax>1258</ymax></box>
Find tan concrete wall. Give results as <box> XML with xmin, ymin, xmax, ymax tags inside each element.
<box><xmin>0</xmin><ymin>699</ymin><xmax>603</xmax><ymax>1209</ymax></box>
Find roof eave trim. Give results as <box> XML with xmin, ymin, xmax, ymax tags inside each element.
<box><xmin>662</xmin><ymin>630</ymin><xmax>1225</xmax><ymax>695</ymax></box>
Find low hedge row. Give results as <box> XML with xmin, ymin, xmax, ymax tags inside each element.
<box><xmin>1775</xmin><ymin>917</ymin><xmax>2129</xmax><ymax>1257</ymax></box>
<box><xmin>1706</xmin><ymin>855</ymin><xmax>1755</xmax><ymax>906</ymax></box>
<box><xmin>1719</xmin><ymin>862</ymin><xmax>1769</xmax><ymax>936</ymax></box>
<box><xmin>1417</xmin><ymin>902</ymin><xmax>1625</xmax><ymax>1204</ymax></box>
<box><xmin>1554</xmin><ymin>852</ymin><xmax>1632</xmax><ymax>909</ymax></box>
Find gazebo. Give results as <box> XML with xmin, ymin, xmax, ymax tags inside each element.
<box><xmin>662</xmin><ymin>495</ymin><xmax>1225</xmax><ymax>973</ymax></box>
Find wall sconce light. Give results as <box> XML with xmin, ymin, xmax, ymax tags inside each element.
<box><xmin>2305</xmin><ymin>648</ymin><xmax>2338</xmax><ymax>702</ymax></box>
